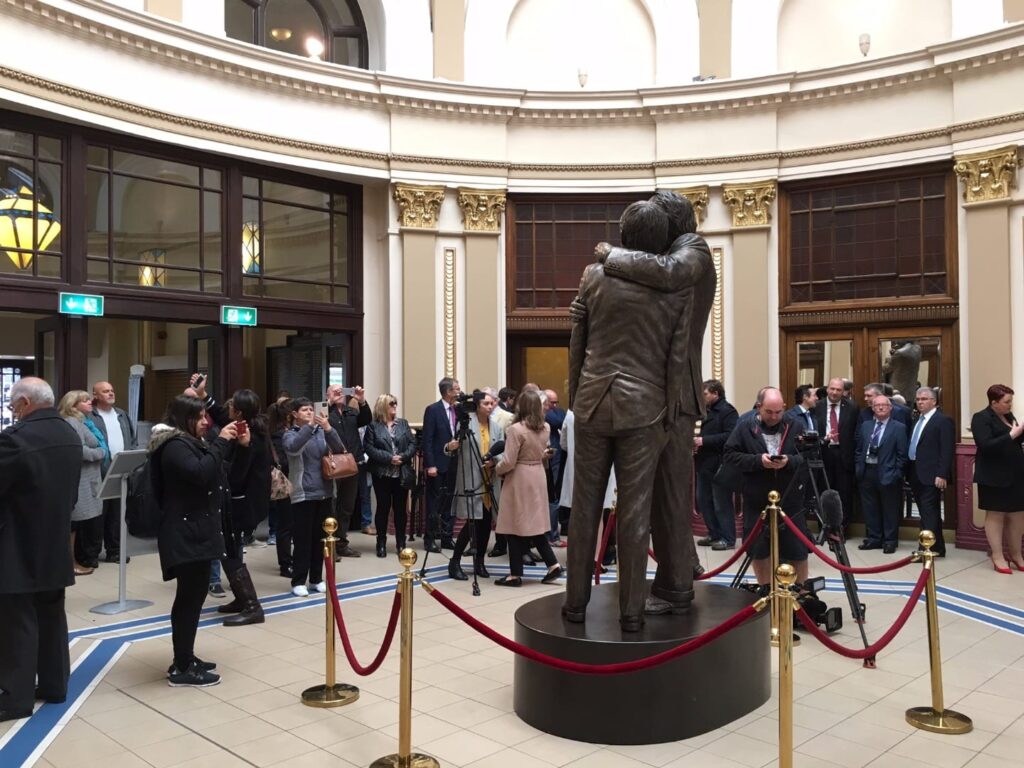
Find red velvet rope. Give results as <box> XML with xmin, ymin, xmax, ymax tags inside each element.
<box><xmin>795</xmin><ymin>566</ymin><xmax>930</xmax><ymax>659</ymax></box>
<box><xmin>427</xmin><ymin>584</ymin><xmax>760</xmax><ymax>675</ymax></box>
<box><xmin>696</xmin><ymin>516</ymin><xmax>765</xmax><ymax>580</ymax></box>
<box><xmin>648</xmin><ymin>548</ymin><xmax>657</xmax><ymax>562</ymax></box>
<box><xmin>325</xmin><ymin>554</ymin><xmax>402</xmax><ymax>676</ymax></box>
<box><xmin>780</xmin><ymin>514</ymin><xmax>916</xmax><ymax>574</ymax></box>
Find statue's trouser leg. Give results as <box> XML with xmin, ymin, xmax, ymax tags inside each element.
<box><xmin>565</xmin><ymin>430</ymin><xmax>614</xmax><ymax>616</ymax></box>
<box><xmin>651</xmin><ymin>417</ymin><xmax>697</xmax><ymax>605</ymax></box>
<box><xmin>613</xmin><ymin>425</ymin><xmax>669</xmax><ymax>622</ymax></box>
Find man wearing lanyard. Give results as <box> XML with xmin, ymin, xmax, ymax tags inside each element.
<box><xmin>421</xmin><ymin>378</ymin><xmax>462</xmax><ymax>553</ymax></box>
<box><xmin>906</xmin><ymin>387</ymin><xmax>954</xmax><ymax>556</ymax></box>
<box><xmin>855</xmin><ymin>396</ymin><xmax>908</xmax><ymax>554</ymax></box>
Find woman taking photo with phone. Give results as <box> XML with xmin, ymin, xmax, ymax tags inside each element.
<box><xmin>149</xmin><ymin>395</ymin><xmax>238</xmax><ymax>686</ymax></box>
<box><xmin>283</xmin><ymin>397</ymin><xmax>344</xmax><ymax>596</ymax></box>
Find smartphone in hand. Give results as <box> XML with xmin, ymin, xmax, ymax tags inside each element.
<box><xmin>235</xmin><ymin>420</ymin><xmax>248</xmax><ymax>436</ymax></box>
<box><xmin>314</xmin><ymin>401</ymin><xmax>328</xmax><ymax>419</ymax></box>
<box><xmin>769</xmin><ymin>455</ymin><xmax>785</xmax><ymax>462</ymax></box>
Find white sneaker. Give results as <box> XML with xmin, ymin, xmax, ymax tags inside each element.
<box><xmin>313</xmin><ymin>581</ymin><xmax>327</xmax><ymax>594</ymax></box>
<box><xmin>291</xmin><ymin>585</ymin><xmax>309</xmax><ymax>597</ymax></box>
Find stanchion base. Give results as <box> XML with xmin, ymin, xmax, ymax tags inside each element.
<box><xmin>301</xmin><ymin>683</ymin><xmax>359</xmax><ymax>708</ymax></box>
<box><xmin>905</xmin><ymin>706</ymin><xmax>973</xmax><ymax>734</ymax></box>
<box><xmin>90</xmin><ymin>599</ymin><xmax>153</xmax><ymax>615</ymax></box>
<box><xmin>370</xmin><ymin>753</ymin><xmax>440</xmax><ymax>767</ymax></box>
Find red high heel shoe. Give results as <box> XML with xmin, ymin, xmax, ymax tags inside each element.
<box><xmin>992</xmin><ymin>558</ymin><xmax>1013</xmax><ymax>575</ymax></box>
<box><xmin>1010</xmin><ymin>559</ymin><xmax>1024</xmax><ymax>572</ymax></box>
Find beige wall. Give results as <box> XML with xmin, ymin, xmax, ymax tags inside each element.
<box><xmin>730</xmin><ymin>230</ymin><xmax>770</xmax><ymax>407</ymax></box>
<box><xmin>463</xmin><ymin>235</ymin><xmax>501</xmax><ymax>390</ymax></box>
<box><xmin>144</xmin><ymin>0</ymin><xmax>181</xmax><ymax>22</ymax></box>
<box><xmin>965</xmin><ymin>204</ymin><xmax>1014</xmax><ymax>420</ymax></box>
<box><xmin>1006</xmin><ymin>0</ymin><xmax>1024</xmax><ymax>22</ymax></box>
<box><xmin>432</xmin><ymin>0</ymin><xmax>465</xmax><ymax>81</ymax></box>
<box><xmin>697</xmin><ymin>0</ymin><xmax>731</xmax><ymax>79</ymax></box>
<box><xmin>403</xmin><ymin>231</ymin><xmax>438</xmax><ymax>422</ymax></box>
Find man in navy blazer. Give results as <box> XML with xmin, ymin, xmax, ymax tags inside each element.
<box><xmin>421</xmin><ymin>377</ymin><xmax>462</xmax><ymax>552</ymax></box>
<box><xmin>814</xmin><ymin>378</ymin><xmax>858</xmax><ymax>528</ymax></box>
<box><xmin>855</xmin><ymin>395</ymin><xmax>909</xmax><ymax>553</ymax></box>
<box><xmin>906</xmin><ymin>387</ymin><xmax>954</xmax><ymax>556</ymax></box>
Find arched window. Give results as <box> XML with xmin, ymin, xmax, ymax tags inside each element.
<box><xmin>225</xmin><ymin>0</ymin><xmax>369</xmax><ymax>69</ymax></box>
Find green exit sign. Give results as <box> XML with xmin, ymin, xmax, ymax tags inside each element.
<box><xmin>220</xmin><ymin>305</ymin><xmax>257</xmax><ymax>327</ymax></box>
<box><xmin>59</xmin><ymin>292</ymin><xmax>104</xmax><ymax>317</ymax></box>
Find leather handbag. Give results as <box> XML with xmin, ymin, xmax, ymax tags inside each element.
<box><xmin>269</xmin><ymin>442</ymin><xmax>293</xmax><ymax>501</ymax></box>
<box><xmin>322</xmin><ymin>447</ymin><xmax>358</xmax><ymax>480</ymax></box>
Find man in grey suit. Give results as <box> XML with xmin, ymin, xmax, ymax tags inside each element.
<box><xmin>564</xmin><ymin>194</ymin><xmax>714</xmax><ymax>631</ymax></box>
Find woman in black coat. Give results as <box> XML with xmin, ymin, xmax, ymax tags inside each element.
<box><xmin>971</xmin><ymin>384</ymin><xmax>1024</xmax><ymax>573</ymax></box>
<box><xmin>149</xmin><ymin>395</ymin><xmax>239</xmax><ymax>687</ymax></box>
<box><xmin>267</xmin><ymin>400</ymin><xmax>294</xmax><ymax>578</ymax></box>
<box><xmin>363</xmin><ymin>393</ymin><xmax>417</xmax><ymax>558</ymax></box>
<box><xmin>190</xmin><ymin>380</ymin><xmax>269</xmax><ymax>626</ymax></box>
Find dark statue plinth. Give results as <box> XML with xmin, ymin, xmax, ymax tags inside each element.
<box><xmin>513</xmin><ymin>582</ymin><xmax>770</xmax><ymax>744</ymax></box>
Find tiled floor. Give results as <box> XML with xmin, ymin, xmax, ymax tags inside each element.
<box><xmin>2</xmin><ymin>533</ymin><xmax>1021</xmax><ymax>768</ymax></box>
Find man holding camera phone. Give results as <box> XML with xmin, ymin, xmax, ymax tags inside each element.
<box><xmin>326</xmin><ymin>384</ymin><xmax>371</xmax><ymax>558</ymax></box>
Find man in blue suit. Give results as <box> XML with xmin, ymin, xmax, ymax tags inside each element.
<box><xmin>855</xmin><ymin>395</ymin><xmax>909</xmax><ymax>554</ymax></box>
<box><xmin>906</xmin><ymin>387</ymin><xmax>955</xmax><ymax>557</ymax></box>
<box><xmin>786</xmin><ymin>384</ymin><xmax>818</xmax><ymax>433</ymax></box>
<box><xmin>421</xmin><ymin>377</ymin><xmax>461</xmax><ymax>553</ymax></box>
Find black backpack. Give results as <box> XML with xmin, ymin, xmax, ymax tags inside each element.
<box><xmin>125</xmin><ymin>458</ymin><xmax>163</xmax><ymax>538</ymax></box>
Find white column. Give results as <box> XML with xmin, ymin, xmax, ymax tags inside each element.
<box><xmin>181</xmin><ymin>0</ymin><xmax>224</xmax><ymax>37</ymax></box>
<box><xmin>951</xmin><ymin>0</ymin><xmax>1003</xmax><ymax>40</ymax></box>
<box><xmin>731</xmin><ymin>0</ymin><xmax>780</xmax><ymax>78</ymax></box>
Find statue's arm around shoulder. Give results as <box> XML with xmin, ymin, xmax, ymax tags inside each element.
<box><xmin>568</xmin><ymin>264</ymin><xmax>598</xmax><ymax>403</ymax></box>
<box><xmin>604</xmin><ymin>232</ymin><xmax>713</xmax><ymax>292</ymax></box>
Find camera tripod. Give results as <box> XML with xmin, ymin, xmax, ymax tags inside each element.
<box><xmin>419</xmin><ymin>415</ymin><xmax>498</xmax><ymax>597</ymax></box>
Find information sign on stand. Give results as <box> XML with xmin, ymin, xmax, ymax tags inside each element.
<box><xmin>90</xmin><ymin>449</ymin><xmax>153</xmax><ymax>615</ymax></box>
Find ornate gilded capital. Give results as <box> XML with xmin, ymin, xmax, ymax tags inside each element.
<box><xmin>457</xmin><ymin>188</ymin><xmax>507</xmax><ymax>233</ymax></box>
<box><xmin>393</xmin><ymin>183</ymin><xmax>446</xmax><ymax>229</ymax></box>
<box><xmin>721</xmin><ymin>181</ymin><xmax>777</xmax><ymax>228</ymax></box>
<box><xmin>953</xmin><ymin>146</ymin><xmax>1020</xmax><ymax>204</ymax></box>
<box><xmin>672</xmin><ymin>186</ymin><xmax>709</xmax><ymax>228</ymax></box>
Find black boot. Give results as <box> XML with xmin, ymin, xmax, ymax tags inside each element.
<box><xmin>222</xmin><ymin>565</ymin><xmax>265</xmax><ymax>627</ymax></box>
<box><xmin>376</xmin><ymin>537</ymin><xmax>386</xmax><ymax>558</ymax></box>
<box><xmin>448</xmin><ymin>559</ymin><xmax>468</xmax><ymax>580</ymax></box>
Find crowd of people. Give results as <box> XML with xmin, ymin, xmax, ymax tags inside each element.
<box><xmin>1</xmin><ymin>366</ymin><xmax>1020</xmax><ymax>712</ymax></box>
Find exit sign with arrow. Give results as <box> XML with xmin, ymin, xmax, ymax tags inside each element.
<box><xmin>220</xmin><ymin>305</ymin><xmax>258</xmax><ymax>327</ymax></box>
<box><xmin>59</xmin><ymin>292</ymin><xmax>105</xmax><ymax>317</ymax></box>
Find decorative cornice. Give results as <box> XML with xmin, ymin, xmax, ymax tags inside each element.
<box><xmin>672</xmin><ymin>186</ymin><xmax>709</xmax><ymax>228</ymax></box>
<box><xmin>393</xmin><ymin>184</ymin><xmax>446</xmax><ymax>229</ymax></box>
<box><xmin>722</xmin><ymin>181</ymin><xmax>777</xmax><ymax>228</ymax></box>
<box><xmin>953</xmin><ymin>145</ymin><xmax>1020</xmax><ymax>204</ymax></box>
<box><xmin>457</xmin><ymin>188</ymin><xmax>507</xmax><ymax>233</ymax></box>
<box><xmin>711</xmin><ymin>247</ymin><xmax>724</xmax><ymax>382</ymax></box>
<box><xmin>506</xmin><ymin>312</ymin><xmax>572</xmax><ymax>332</ymax></box>
<box><xmin>443</xmin><ymin>247</ymin><xmax>456</xmax><ymax>379</ymax></box>
<box><xmin>779</xmin><ymin>303</ymin><xmax>959</xmax><ymax>328</ymax></box>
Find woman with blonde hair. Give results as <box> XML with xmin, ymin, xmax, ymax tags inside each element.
<box><xmin>58</xmin><ymin>390</ymin><xmax>108</xmax><ymax>575</ymax></box>
<box><xmin>363</xmin><ymin>393</ymin><xmax>417</xmax><ymax>557</ymax></box>
<box><xmin>494</xmin><ymin>389</ymin><xmax>562</xmax><ymax>586</ymax></box>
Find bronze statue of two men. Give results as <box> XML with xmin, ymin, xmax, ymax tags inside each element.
<box><xmin>564</xmin><ymin>191</ymin><xmax>716</xmax><ymax>632</ymax></box>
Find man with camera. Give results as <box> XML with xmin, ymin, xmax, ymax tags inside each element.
<box><xmin>724</xmin><ymin>388</ymin><xmax>810</xmax><ymax>586</ymax></box>
<box><xmin>422</xmin><ymin>378</ymin><xmax>462</xmax><ymax>553</ymax></box>
<box><xmin>856</xmin><ymin>395</ymin><xmax>909</xmax><ymax>554</ymax></box>
<box><xmin>326</xmin><ymin>384</ymin><xmax>371</xmax><ymax>558</ymax></box>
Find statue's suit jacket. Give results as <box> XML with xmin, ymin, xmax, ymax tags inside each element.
<box><xmin>600</xmin><ymin>232</ymin><xmax>715</xmax><ymax>422</ymax></box>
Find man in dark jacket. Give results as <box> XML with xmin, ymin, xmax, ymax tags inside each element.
<box><xmin>906</xmin><ymin>387</ymin><xmax>954</xmax><ymax>556</ymax></box>
<box><xmin>421</xmin><ymin>378</ymin><xmax>462</xmax><ymax>553</ymax></box>
<box><xmin>694</xmin><ymin>379</ymin><xmax>739</xmax><ymax>550</ymax></box>
<box><xmin>327</xmin><ymin>384</ymin><xmax>372</xmax><ymax>557</ymax></box>
<box><xmin>724</xmin><ymin>388</ymin><xmax>809</xmax><ymax>587</ymax></box>
<box><xmin>0</xmin><ymin>377</ymin><xmax>82</xmax><ymax>721</ymax></box>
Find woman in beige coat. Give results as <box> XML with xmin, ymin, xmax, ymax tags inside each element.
<box><xmin>494</xmin><ymin>389</ymin><xmax>562</xmax><ymax>586</ymax></box>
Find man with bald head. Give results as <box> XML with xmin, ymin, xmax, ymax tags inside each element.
<box><xmin>88</xmin><ymin>380</ymin><xmax>137</xmax><ymax>563</ymax></box>
<box><xmin>813</xmin><ymin>376</ymin><xmax>857</xmax><ymax>530</ymax></box>
<box><xmin>0</xmin><ymin>378</ymin><xmax>82</xmax><ymax>721</ymax></box>
<box><xmin>724</xmin><ymin>388</ymin><xmax>811</xmax><ymax>585</ymax></box>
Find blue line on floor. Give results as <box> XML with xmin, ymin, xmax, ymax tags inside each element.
<box><xmin>936</xmin><ymin>585</ymin><xmax>1024</xmax><ymax>621</ymax></box>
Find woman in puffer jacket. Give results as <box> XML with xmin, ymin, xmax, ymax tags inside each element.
<box><xmin>282</xmin><ymin>397</ymin><xmax>343</xmax><ymax>597</ymax></box>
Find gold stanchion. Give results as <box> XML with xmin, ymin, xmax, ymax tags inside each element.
<box><xmin>905</xmin><ymin>531</ymin><xmax>973</xmax><ymax>734</ymax></box>
<box><xmin>301</xmin><ymin>517</ymin><xmax>360</xmax><ymax>708</ymax></box>
<box><xmin>767</xmin><ymin>491</ymin><xmax>781</xmax><ymax>647</ymax></box>
<box><xmin>371</xmin><ymin>549</ymin><xmax>439</xmax><ymax>768</ymax></box>
<box><xmin>775</xmin><ymin>563</ymin><xmax>797</xmax><ymax>768</ymax></box>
